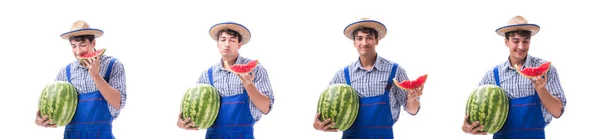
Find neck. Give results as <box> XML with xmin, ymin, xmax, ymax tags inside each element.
<box><xmin>509</xmin><ymin>55</ymin><xmax>526</xmax><ymax>68</ymax></box>
<box><xmin>359</xmin><ymin>53</ymin><xmax>377</xmax><ymax>70</ymax></box>
<box><xmin>222</xmin><ymin>53</ymin><xmax>239</xmax><ymax>66</ymax></box>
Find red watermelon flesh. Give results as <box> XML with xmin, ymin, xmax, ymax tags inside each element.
<box><xmin>224</xmin><ymin>60</ymin><xmax>259</xmax><ymax>74</ymax></box>
<box><xmin>77</xmin><ymin>48</ymin><xmax>106</xmax><ymax>60</ymax></box>
<box><xmin>393</xmin><ymin>74</ymin><xmax>428</xmax><ymax>90</ymax></box>
<box><xmin>514</xmin><ymin>61</ymin><xmax>551</xmax><ymax>78</ymax></box>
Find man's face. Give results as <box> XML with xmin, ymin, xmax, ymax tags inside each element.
<box><xmin>505</xmin><ymin>33</ymin><xmax>530</xmax><ymax>62</ymax></box>
<box><xmin>71</xmin><ymin>39</ymin><xmax>95</xmax><ymax>59</ymax></box>
<box><xmin>353</xmin><ymin>31</ymin><xmax>378</xmax><ymax>56</ymax></box>
<box><xmin>217</xmin><ymin>32</ymin><xmax>241</xmax><ymax>58</ymax></box>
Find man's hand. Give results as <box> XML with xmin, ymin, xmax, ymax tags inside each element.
<box><xmin>313</xmin><ymin>113</ymin><xmax>338</xmax><ymax>132</ymax></box>
<box><xmin>462</xmin><ymin>114</ymin><xmax>487</xmax><ymax>135</ymax></box>
<box><xmin>82</xmin><ymin>56</ymin><xmax>102</xmax><ymax>77</ymax></box>
<box><xmin>236</xmin><ymin>71</ymin><xmax>255</xmax><ymax>87</ymax></box>
<box><xmin>35</xmin><ymin>110</ymin><xmax>57</xmax><ymax>128</ymax></box>
<box><xmin>177</xmin><ymin>112</ymin><xmax>199</xmax><ymax>130</ymax></box>
<box><xmin>529</xmin><ymin>73</ymin><xmax>548</xmax><ymax>90</ymax></box>
<box><xmin>407</xmin><ymin>86</ymin><xmax>424</xmax><ymax>100</ymax></box>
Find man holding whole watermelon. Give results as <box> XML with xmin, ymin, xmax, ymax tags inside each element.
<box><xmin>176</xmin><ymin>22</ymin><xmax>275</xmax><ymax>139</ymax></box>
<box><xmin>461</xmin><ymin>16</ymin><xmax>567</xmax><ymax>138</ymax></box>
<box><xmin>34</xmin><ymin>20</ymin><xmax>127</xmax><ymax>139</ymax></box>
<box><xmin>312</xmin><ymin>18</ymin><xmax>423</xmax><ymax>138</ymax></box>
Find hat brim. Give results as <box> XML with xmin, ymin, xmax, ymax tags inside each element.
<box><xmin>60</xmin><ymin>28</ymin><xmax>104</xmax><ymax>40</ymax></box>
<box><xmin>209</xmin><ymin>22</ymin><xmax>251</xmax><ymax>45</ymax></box>
<box><xmin>344</xmin><ymin>20</ymin><xmax>387</xmax><ymax>40</ymax></box>
<box><xmin>495</xmin><ymin>24</ymin><xmax>540</xmax><ymax>37</ymax></box>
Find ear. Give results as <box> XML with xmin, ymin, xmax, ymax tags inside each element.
<box><xmin>91</xmin><ymin>39</ymin><xmax>97</xmax><ymax>48</ymax></box>
<box><xmin>504</xmin><ymin>38</ymin><xmax>509</xmax><ymax>47</ymax></box>
<box><xmin>375</xmin><ymin>39</ymin><xmax>379</xmax><ymax>45</ymax></box>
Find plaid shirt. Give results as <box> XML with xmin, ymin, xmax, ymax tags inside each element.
<box><xmin>329</xmin><ymin>55</ymin><xmax>420</xmax><ymax>124</ymax></box>
<box><xmin>196</xmin><ymin>55</ymin><xmax>275</xmax><ymax>122</ymax></box>
<box><xmin>54</xmin><ymin>55</ymin><xmax>127</xmax><ymax>119</ymax></box>
<box><xmin>479</xmin><ymin>54</ymin><xmax>567</xmax><ymax>125</ymax></box>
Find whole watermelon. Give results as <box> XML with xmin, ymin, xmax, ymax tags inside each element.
<box><xmin>465</xmin><ymin>85</ymin><xmax>509</xmax><ymax>134</ymax></box>
<box><xmin>180</xmin><ymin>84</ymin><xmax>220</xmax><ymax>129</ymax></box>
<box><xmin>38</xmin><ymin>81</ymin><xmax>78</xmax><ymax>126</ymax></box>
<box><xmin>317</xmin><ymin>84</ymin><xmax>359</xmax><ymax>131</ymax></box>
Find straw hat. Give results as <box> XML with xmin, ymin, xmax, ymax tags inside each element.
<box><xmin>495</xmin><ymin>15</ymin><xmax>540</xmax><ymax>37</ymax></box>
<box><xmin>60</xmin><ymin>20</ymin><xmax>104</xmax><ymax>40</ymax></box>
<box><xmin>343</xmin><ymin>18</ymin><xmax>387</xmax><ymax>40</ymax></box>
<box><xmin>209</xmin><ymin>22</ymin><xmax>251</xmax><ymax>45</ymax></box>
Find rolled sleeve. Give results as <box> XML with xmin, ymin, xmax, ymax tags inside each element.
<box><xmin>393</xmin><ymin>67</ymin><xmax>420</xmax><ymax>116</ymax></box>
<box><xmin>107</xmin><ymin>60</ymin><xmax>127</xmax><ymax>118</ymax></box>
<box><xmin>253</xmin><ymin>64</ymin><xmax>275</xmax><ymax>114</ymax></box>
<box><xmin>545</xmin><ymin>66</ymin><xmax>567</xmax><ymax>118</ymax></box>
<box><xmin>478</xmin><ymin>69</ymin><xmax>495</xmax><ymax>86</ymax></box>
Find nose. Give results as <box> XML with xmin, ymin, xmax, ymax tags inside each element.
<box><xmin>75</xmin><ymin>47</ymin><xmax>85</xmax><ymax>55</ymax></box>
<box><xmin>517</xmin><ymin>42</ymin><xmax>524</xmax><ymax>49</ymax></box>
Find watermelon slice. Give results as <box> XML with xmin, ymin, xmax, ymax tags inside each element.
<box><xmin>77</xmin><ymin>48</ymin><xmax>106</xmax><ymax>62</ymax></box>
<box><xmin>514</xmin><ymin>61</ymin><xmax>551</xmax><ymax>78</ymax></box>
<box><xmin>224</xmin><ymin>59</ymin><xmax>259</xmax><ymax>74</ymax></box>
<box><xmin>393</xmin><ymin>74</ymin><xmax>428</xmax><ymax>90</ymax></box>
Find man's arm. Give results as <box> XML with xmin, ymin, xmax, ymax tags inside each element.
<box><xmin>245</xmin><ymin>65</ymin><xmax>274</xmax><ymax>114</ymax></box>
<box><xmin>393</xmin><ymin>67</ymin><xmax>420</xmax><ymax>115</ymax></box>
<box><xmin>536</xmin><ymin>66</ymin><xmax>566</xmax><ymax>118</ymax></box>
<box><xmin>93</xmin><ymin>59</ymin><xmax>126</xmax><ymax>117</ymax></box>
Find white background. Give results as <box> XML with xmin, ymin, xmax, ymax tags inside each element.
<box><xmin>0</xmin><ymin>0</ymin><xmax>597</xmax><ymax>138</ymax></box>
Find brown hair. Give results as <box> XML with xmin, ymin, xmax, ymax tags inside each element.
<box><xmin>504</xmin><ymin>30</ymin><xmax>532</xmax><ymax>40</ymax></box>
<box><xmin>352</xmin><ymin>27</ymin><xmax>379</xmax><ymax>40</ymax></box>
<box><xmin>216</xmin><ymin>29</ymin><xmax>243</xmax><ymax>43</ymax></box>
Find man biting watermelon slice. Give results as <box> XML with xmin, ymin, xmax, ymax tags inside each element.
<box><xmin>35</xmin><ymin>20</ymin><xmax>128</xmax><ymax>139</ymax></box>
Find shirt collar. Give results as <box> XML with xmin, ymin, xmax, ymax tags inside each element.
<box><xmin>353</xmin><ymin>54</ymin><xmax>387</xmax><ymax>72</ymax></box>
<box><xmin>217</xmin><ymin>55</ymin><xmax>245</xmax><ymax>71</ymax></box>
<box><xmin>505</xmin><ymin>54</ymin><xmax>534</xmax><ymax>71</ymax></box>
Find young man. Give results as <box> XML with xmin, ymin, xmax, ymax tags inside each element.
<box><xmin>177</xmin><ymin>22</ymin><xmax>275</xmax><ymax>139</ymax></box>
<box><xmin>462</xmin><ymin>15</ymin><xmax>567</xmax><ymax>138</ymax></box>
<box><xmin>34</xmin><ymin>20</ymin><xmax>127</xmax><ymax>139</ymax></box>
<box><xmin>312</xmin><ymin>18</ymin><xmax>423</xmax><ymax>139</ymax></box>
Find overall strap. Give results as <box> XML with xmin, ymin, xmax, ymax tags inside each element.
<box><xmin>385</xmin><ymin>63</ymin><xmax>399</xmax><ymax>92</ymax></box>
<box><xmin>66</xmin><ymin>64</ymin><xmax>72</xmax><ymax>83</ymax></box>
<box><xmin>344</xmin><ymin>66</ymin><xmax>351</xmax><ymax>85</ymax></box>
<box><xmin>208</xmin><ymin>67</ymin><xmax>214</xmax><ymax>86</ymax></box>
<box><xmin>493</xmin><ymin>66</ymin><xmax>500</xmax><ymax>86</ymax></box>
<box><xmin>104</xmin><ymin>58</ymin><xmax>117</xmax><ymax>82</ymax></box>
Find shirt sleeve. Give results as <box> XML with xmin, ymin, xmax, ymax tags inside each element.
<box><xmin>107</xmin><ymin>59</ymin><xmax>127</xmax><ymax>119</ymax></box>
<box><xmin>329</xmin><ymin>69</ymin><xmax>345</xmax><ymax>85</ymax></box>
<box><xmin>196</xmin><ymin>68</ymin><xmax>209</xmax><ymax>84</ymax></box>
<box><xmin>253</xmin><ymin>64</ymin><xmax>275</xmax><ymax>114</ymax></box>
<box><xmin>478</xmin><ymin>69</ymin><xmax>495</xmax><ymax>86</ymax></box>
<box><xmin>54</xmin><ymin>66</ymin><xmax>67</xmax><ymax>82</ymax></box>
<box><xmin>544</xmin><ymin>65</ymin><xmax>567</xmax><ymax>118</ymax></box>
<box><xmin>391</xmin><ymin>66</ymin><xmax>420</xmax><ymax>116</ymax></box>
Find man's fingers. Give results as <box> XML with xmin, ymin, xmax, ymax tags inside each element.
<box><xmin>314</xmin><ymin>113</ymin><xmax>321</xmax><ymax>121</ymax></box>
<box><xmin>469</xmin><ymin>121</ymin><xmax>479</xmax><ymax>130</ymax></box>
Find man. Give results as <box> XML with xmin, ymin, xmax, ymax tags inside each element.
<box><xmin>313</xmin><ymin>18</ymin><xmax>423</xmax><ymax>139</ymax></box>
<box><xmin>34</xmin><ymin>20</ymin><xmax>127</xmax><ymax>139</ymax></box>
<box><xmin>177</xmin><ymin>22</ymin><xmax>275</xmax><ymax>139</ymax></box>
<box><xmin>462</xmin><ymin>15</ymin><xmax>567</xmax><ymax>138</ymax></box>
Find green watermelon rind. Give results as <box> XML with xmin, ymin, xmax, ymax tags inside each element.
<box><xmin>180</xmin><ymin>84</ymin><xmax>221</xmax><ymax>129</ymax></box>
<box><xmin>465</xmin><ymin>85</ymin><xmax>509</xmax><ymax>134</ymax></box>
<box><xmin>38</xmin><ymin>81</ymin><xmax>78</xmax><ymax>127</ymax></box>
<box><xmin>317</xmin><ymin>84</ymin><xmax>359</xmax><ymax>131</ymax></box>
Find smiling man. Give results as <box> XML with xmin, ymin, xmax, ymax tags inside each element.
<box><xmin>35</xmin><ymin>20</ymin><xmax>127</xmax><ymax>139</ymax></box>
<box><xmin>313</xmin><ymin>18</ymin><xmax>424</xmax><ymax>139</ymax></box>
<box><xmin>461</xmin><ymin>15</ymin><xmax>567</xmax><ymax>139</ymax></box>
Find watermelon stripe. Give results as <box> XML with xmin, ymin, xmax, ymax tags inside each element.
<box><xmin>317</xmin><ymin>84</ymin><xmax>359</xmax><ymax>131</ymax></box>
<box><xmin>466</xmin><ymin>85</ymin><xmax>509</xmax><ymax>134</ymax></box>
<box><xmin>181</xmin><ymin>84</ymin><xmax>220</xmax><ymax>129</ymax></box>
